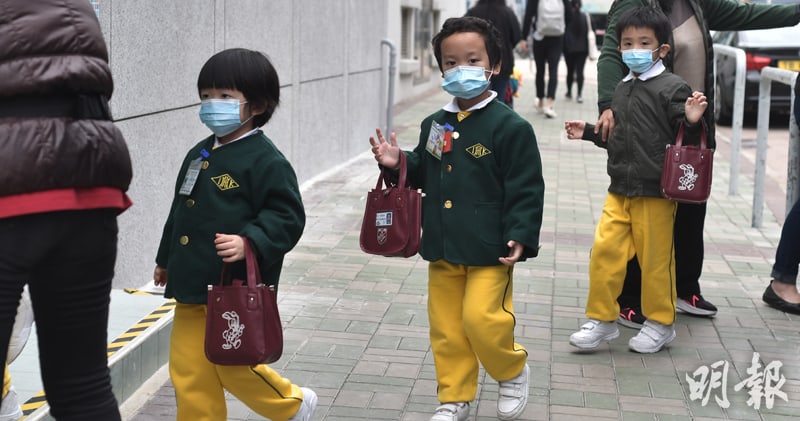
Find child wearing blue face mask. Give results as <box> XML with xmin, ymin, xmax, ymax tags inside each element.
<box><xmin>368</xmin><ymin>16</ymin><xmax>545</xmax><ymax>421</ymax></box>
<box><xmin>153</xmin><ymin>48</ymin><xmax>316</xmax><ymax>421</ymax></box>
<box><xmin>563</xmin><ymin>6</ymin><xmax>708</xmax><ymax>354</ymax></box>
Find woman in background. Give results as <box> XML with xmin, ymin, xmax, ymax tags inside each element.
<box><xmin>563</xmin><ymin>0</ymin><xmax>589</xmax><ymax>103</ymax></box>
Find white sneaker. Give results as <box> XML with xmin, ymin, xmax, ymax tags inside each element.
<box><xmin>544</xmin><ymin>107</ymin><xmax>557</xmax><ymax>118</ymax></box>
<box><xmin>430</xmin><ymin>402</ymin><xmax>469</xmax><ymax>421</ymax></box>
<box><xmin>0</xmin><ymin>386</ymin><xmax>23</xmax><ymax>421</ymax></box>
<box><xmin>569</xmin><ymin>319</ymin><xmax>619</xmax><ymax>349</ymax></box>
<box><xmin>288</xmin><ymin>388</ymin><xmax>317</xmax><ymax>421</ymax></box>
<box><xmin>628</xmin><ymin>320</ymin><xmax>676</xmax><ymax>353</ymax></box>
<box><xmin>497</xmin><ymin>363</ymin><xmax>529</xmax><ymax>420</ymax></box>
<box><xmin>534</xmin><ymin>104</ymin><xmax>544</xmax><ymax>114</ymax></box>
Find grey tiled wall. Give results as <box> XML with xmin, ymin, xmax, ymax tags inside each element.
<box><xmin>100</xmin><ymin>0</ymin><xmax>452</xmax><ymax>290</ymax></box>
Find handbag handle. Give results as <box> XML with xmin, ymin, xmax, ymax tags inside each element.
<box><xmin>675</xmin><ymin>120</ymin><xmax>707</xmax><ymax>149</ymax></box>
<box><xmin>218</xmin><ymin>238</ymin><xmax>263</xmax><ymax>289</ymax></box>
<box><xmin>375</xmin><ymin>151</ymin><xmax>408</xmax><ymax>191</ymax></box>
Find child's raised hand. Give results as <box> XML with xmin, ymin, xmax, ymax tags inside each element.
<box><xmin>685</xmin><ymin>91</ymin><xmax>708</xmax><ymax>125</ymax></box>
<box><xmin>564</xmin><ymin>120</ymin><xmax>586</xmax><ymax>140</ymax></box>
<box><xmin>215</xmin><ymin>233</ymin><xmax>245</xmax><ymax>263</ymax></box>
<box><xmin>369</xmin><ymin>128</ymin><xmax>401</xmax><ymax>169</ymax></box>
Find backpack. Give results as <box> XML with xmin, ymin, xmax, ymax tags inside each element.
<box><xmin>536</xmin><ymin>0</ymin><xmax>565</xmax><ymax>37</ymax></box>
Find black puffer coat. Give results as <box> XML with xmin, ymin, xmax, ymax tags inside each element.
<box><xmin>0</xmin><ymin>0</ymin><xmax>132</xmax><ymax>199</ymax></box>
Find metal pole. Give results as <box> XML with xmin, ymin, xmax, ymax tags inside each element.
<box><xmin>381</xmin><ymin>39</ymin><xmax>397</xmax><ymax>136</ymax></box>
<box><xmin>753</xmin><ymin>77</ymin><xmax>770</xmax><ymax>228</ymax></box>
<box><xmin>752</xmin><ymin>67</ymin><xmax>797</xmax><ymax>227</ymax></box>
<box><xmin>788</xmin><ymin>73</ymin><xmax>800</xmax><ymax>213</ymax></box>
<box><xmin>713</xmin><ymin>44</ymin><xmax>746</xmax><ymax>196</ymax></box>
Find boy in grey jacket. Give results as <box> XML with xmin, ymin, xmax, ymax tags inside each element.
<box><xmin>563</xmin><ymin>6</ymin><xmax>706</xmax><ymax>353</ymax></box>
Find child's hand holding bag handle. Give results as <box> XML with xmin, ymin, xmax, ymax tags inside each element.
<box><xmin>359</xmin><ymin>152</ymin><xmax>422</xmax><ymax>258</ymax></box>
<box><xmin>661</xmin><ymin>120</ymin><xmax>713</xmax><ymax>204</ymax></box>
<box><xmin>205</xmin><ymin>237</ymin><xmax>283</xmax><ymax>366</ymax></box>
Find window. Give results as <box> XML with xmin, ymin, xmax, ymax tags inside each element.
<box><xmin>401</xmin><ymin>7</ymin><xmax>414</xmax><ymax>59</ymax></box>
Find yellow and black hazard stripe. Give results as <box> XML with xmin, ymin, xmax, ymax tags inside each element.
<box><xmin>21</xmin><ymin>299</ymin><xmax>176</xmax><ymax>418</ymax></box>
<box><xmin>122</xmin><ymin>287</ymin><xmax>163</xmax><ymax>296</ymax></box>
<box><xmin>20</xmin><ymin>392</ymin><xmax>46</xmax><ymax>417</ymax></box>
<box><xmin>107</xmin><ymin>300</ymin><xmax>175</xmax><ymax>356</ymax></box>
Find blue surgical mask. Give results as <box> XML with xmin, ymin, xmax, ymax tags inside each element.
<box><xmin>441</xmin><ymin>66</ymin><xmax>491</xmax><ymax>99</ymax></box>
<box><xmin>621</xmin><ymin>47</ymin><xmax>660</xmax><ymax>74</ymax></box>
<box><xmin>199</xmin><ymin>99</ymin><xmax>249</xmax><ymax>137</ymax></box>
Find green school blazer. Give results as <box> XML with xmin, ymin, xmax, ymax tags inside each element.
<box><xmin>155</xmin><ymin>132</ymin><xmax>305</xmax><ymax>304</ymax></box>
<box><xmin>405</xmin><ymin>100</ymin><xmax>545</xmax><ymax>266</ymax></box>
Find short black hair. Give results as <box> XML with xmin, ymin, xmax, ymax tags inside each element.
<box><xmin>615</xmin><ymin>6</ymin><xmax>672</xmax><ymax>47</ymax></box>
<box><xmin>431</xmin><ymin>16</ymin><xmax>502</xmax><ymax>74</ymax></box>
<box><xmin>197</xmin><ymin>48</ymin><xmax>280</xmax><ymax>127</ymax></box>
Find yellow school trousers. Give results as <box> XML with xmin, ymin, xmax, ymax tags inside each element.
<box><xmin>428</xmin><ymin>260</ymin><xmax>528</xmax><ymax>403</ymax></box>
<box><xmin>586</xmin><ymin>192</ymin><xmax>677</xmax><ymax>325</ymax></box>
<box><xmin>170</xmin><ymin>303</ymin><xmax>304</xmax><ymax>421</ymax></box>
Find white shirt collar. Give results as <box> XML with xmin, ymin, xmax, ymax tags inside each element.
<box><xmin>442</xmin><ymin>90</ymin><xmax>498</xmax><ymax>112</ymax></box>
<box><xmin>622</xmin><ymin>59</ymin><xmax>666</xmax><ymax>82</ymax></box>
<box><xmin>213</xmin><ymin>128</ymin><xmax>260</xmax><ymax>148</ymax></box>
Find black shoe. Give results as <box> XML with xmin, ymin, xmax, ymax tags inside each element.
<box><xmin>762</xmin><ymin>282</ymin><xmax>800</xmax><ymax>315</ymax></box>
<box><xmin>677</xmin><ymin>294</ymin><xmax>717</xmax><ymax>316</ymax></box>
<box><xmin>617</xmin><ymin>306</ymin><xmax>645</xmax><ymax>329</ymax></box>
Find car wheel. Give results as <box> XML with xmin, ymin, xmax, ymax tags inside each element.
<box><xmin>715</xmin><ymin>80</ymin><xmax>732</xmax><ymax>126</ymax></box>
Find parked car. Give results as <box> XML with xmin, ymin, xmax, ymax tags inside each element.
<box><xmin>713</xmin><ymin>22</ymin><xmax>800</xmax><ymax>125</ymax></box>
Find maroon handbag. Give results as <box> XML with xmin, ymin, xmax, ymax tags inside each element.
<box><xmin>205</xmin><ymin>238</ymin><xmax>283</xmax><ymax>366</ymax></box>
<box><xmin>661</xmin><ymin>122</ymin><xmax>713</xmax><ymax>204</ymax></box>
<box><xmin>359</xmin><ymin>152</ymin><xmax>422</xmax><ymax>257</ymax></box>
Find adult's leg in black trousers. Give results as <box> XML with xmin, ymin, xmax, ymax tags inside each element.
<box><xmin>574</xmin><ymin>52</ymin><xmax>588</xmax><ymax>96</ymax></box>
<box><xmin>0</xmin><ymin>210</ymin><xmax>122</xmax><ymax>421</ymax></box>
<box><xmin>618</xmin><ymin>256</ymin><xmax>642</xmax><ymax>308</ymax></box>
<box><xmin>674</xmin><ymin>202</ymin><xmax>707</xmax><ymax>297</ymax></box>
<box><xmin>564</xmin><ymin>52</ymin><xmax>576</xmax><ymax>95</ymax></box>
<box><xmin>545</xmin><ymin>37</ymin><xmax>563</xmax><ymax>99</ymax></box>
<box><xmin>0</xmin><ymin>217</ymin><xmax>42</xmax><ymax>412</ymax></box>
<box><xmin>532</xmin><ymin>40</ymin><xmax>548</xmax><ymax>100</ymax></box>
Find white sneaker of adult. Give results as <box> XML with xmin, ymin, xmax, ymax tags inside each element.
<box><xmin>569</xmin><ymin>319</ymin><xmax>619</xmax><ymax>349</ymax></box>
<box><xmin>0</xmin><ymin>386</ymin><xmax>23</xmax><ymax>421</ymax></box>
<box><xmin>287</xmin><ymin>388</ymin><xmax>317</xmax><ymax>421</ymax></box>
<box><xmin>544</xmin><ymin>107</ymin><xmax>557</xmax><ymax>118</ymax></box>
<box><xmin>430</xmin><ymin>402</ymin><xmax>469</xmax><ymax>421</ymax></box>
<box><xmin>628</xmin><ymin>320</ymin><xmax>676</xmax><ymax>353</ymax></box>
<box><xmin>497</xmin><ymin>363</ymin><xmax>529</xmax><ymax>420</ymax></box>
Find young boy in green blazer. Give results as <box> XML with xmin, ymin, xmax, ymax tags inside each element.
<box><xmin>369</xmin><ymin>16</ymin><xmax>545</xmax><ymax>421</ymax></box>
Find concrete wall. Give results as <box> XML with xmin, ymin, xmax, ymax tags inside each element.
<box><xmin>99</xmin><ymin>0</ymin><xmax>466</xmax><ymax>288</ymax></box>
